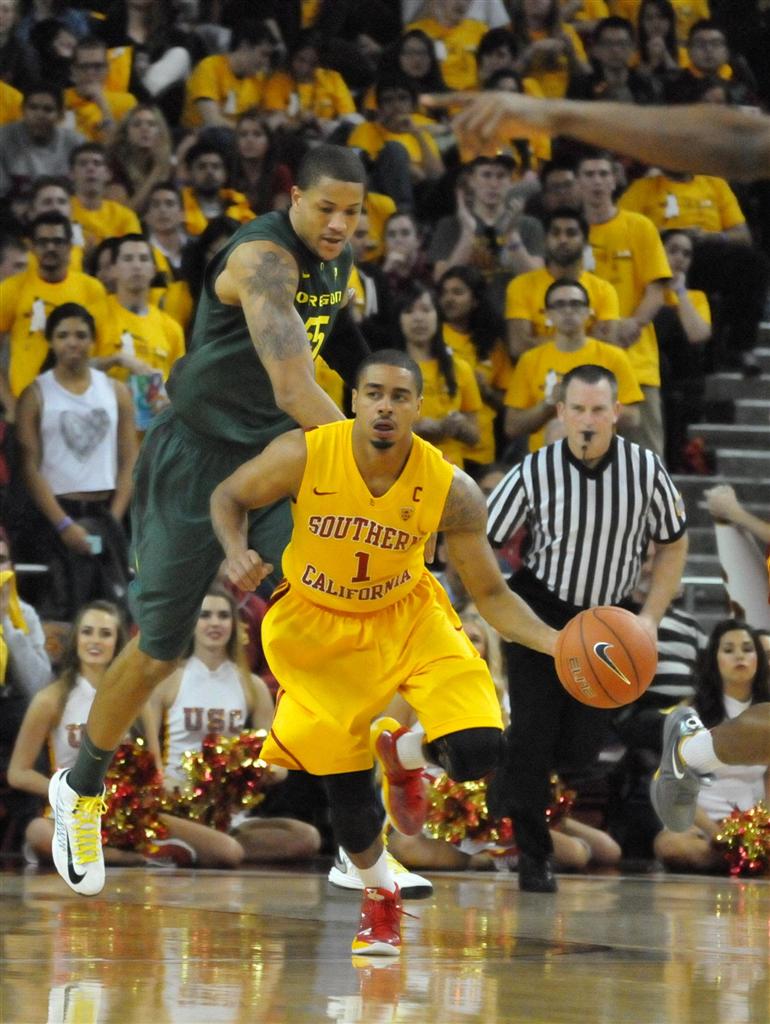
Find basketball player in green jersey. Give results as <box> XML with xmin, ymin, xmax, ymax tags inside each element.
<box><xmin>49</xmin><ymin>144</ymin><xmax>370</xmax><ymax>896</ymax></box>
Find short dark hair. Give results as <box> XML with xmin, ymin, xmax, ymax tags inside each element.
<box><xmin>355</xmin><ymin>348</ymin><xmax>423</xmax><ymax>396</ymax></box>
<box><xmin>576</xmin><ymin>149</ymin><xmax>615</xmax><ymax>171</ymax></box>
<box><xmin>543</xmin><ymin>205</ymin><xmax>589</xmax><ymax>238</ymax></box>
<box><xmin>688</xmin><ymin>18</ymin><xmax>726</xmax><ymax>44</ymax></box>
<box><xmin>295</xmin><ymin>144</ymin><xmax>366</xmax><ymax>191</ymax></box>
<box><xmin>230</xmin><ymin>19</ymin><xmax>277</xmax><ymax>51</ymax></box>
<box><xmin>85</xmin><ymin>235</ymin><xmax>122</xmax><ymax>274</ymax></box>
<box><xmin>561</xmin><ymin>364</ymin><xmax>618</xmax><ymax>399</ymax></box>
<box><xmin>29</xmin><ymin>175</ymin><xmax>73</xmax><ymax>203</ymax></box>
<box><xmin>29</xmin><ymin>210</ymin><xmax>73</xmax><ymax>242</ymax></box>
<box><xmin>22</xmin><ymin>83</ymin><xmax>63</xmax><ymax>112</ymax></box>
<box><xmin>374</xmin><ymin>71</ymin><xmax>418</xmax><ymax>106</ymax></box>
<box><xmin>185</xmin><ymin>141</ymin><xmax>227</xmax><ymax>169</ymax></box>
<box><xmin>44</xmin><ymin>302</ymin><xmax>96</xmax><ymax>341</ymax></box>
<box><xmin>69</xmin><ymin>141</ymin><xmax>107</xmax><ymax>169</ymax></box>
<box><xmin>540</xmin><ymin>160</ymin><xmax>577</xmax><ymax>184</ymax></box>
<box><xmin>114</xmin><ymin>233</ymin><xmax>153</xmax><ymax>259</ymax></box>
<box><xmin>147</xmin><ymin>180</ymin><xmax>182</xmax><ymax>204</ymax></box>
<box><xmin>661</xmin><ymin>228</ymin><xmax>694</xmax><ymax>246</ymax></box>
<box><xmin>544</xmin><ymin>278</ymin><xmax>590</xmax><ymax>308</ymax></box>
<box><xmin>477</xmin><ymin>27</ymin><xmax>518</xmax><ymax>60</ymax></box>
<box><xmin>594</xmin><ymin>16</ymin><xmax>635</xmax><ymax>42</ymax></box>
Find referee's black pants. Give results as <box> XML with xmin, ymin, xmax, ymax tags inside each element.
<box><xmin>495</xmin><ymin>569</ymin><xmax>624</xmax><ymax>861</ymax></box>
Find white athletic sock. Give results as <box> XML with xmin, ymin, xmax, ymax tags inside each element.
<box><xmin>356</xmin><ymin>849</ymin><xmax>397</xmax><ymax>892</ymax></box>
<box><xmin>679</xmin><ymin>729</ymin><xmax>729</xmax><ymax>773</ymax></box>
<box><xmin>395</xmin><ymin>727</ymin><xmax>426</xmax><ymax>770</ymax></box>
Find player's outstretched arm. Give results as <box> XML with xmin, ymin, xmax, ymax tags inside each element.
<box><xmin>216</xmin><ymin>239</ymin><xmax>345</xmax><ymax>428</ymax></box>
<box><xmin>423</xmin><ymin>93</ymin><xmax>770</xmax><ymax>182</ymax></box>
<box><xmin>440</xmin><ymin>470</ymin><xmax>558</xmax><ymax>656</ymax></box>
<box><xmin>210</xmin><ymin>430</ymin><xmax>308</xmax><ymax>591</ymax></box>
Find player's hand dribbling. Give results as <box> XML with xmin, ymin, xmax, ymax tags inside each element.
<box><xmin>223</xmin><ymin>549</ymin><xmax>273</xmax><ymax>591</ymax></box>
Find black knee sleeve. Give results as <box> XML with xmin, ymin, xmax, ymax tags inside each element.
<box><xmin>426</xmin><ymin>727</ymin><xmax>503</xmax><ymax>782</ymax></box>
<box><xmin>322</xmin><ymin>769</ymin><xmax>385</xmax><ymax>853</ymax></box>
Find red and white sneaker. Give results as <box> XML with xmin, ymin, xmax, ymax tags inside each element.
<box><xmin>351</xmin><ymin>885</ymin><xmax>403</xmax><ymax>956</ymax></box>
<box><xmin>370</xmin><ymin>718</ymin><xmax>427</xmax><ymax>836</ymax></box>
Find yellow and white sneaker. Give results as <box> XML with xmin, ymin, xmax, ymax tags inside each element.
<box><xmin>49</xmin><ymin>769</ymin><xmax>107</xmax><ymax>896</ymax></box>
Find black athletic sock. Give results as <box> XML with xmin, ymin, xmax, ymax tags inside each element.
<box><xmin>67</xmin><ymin>731</ymin><xmax>116</xmax><ymax>796</ymax></box>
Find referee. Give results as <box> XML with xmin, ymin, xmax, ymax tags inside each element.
<box><xmin>486</xmin><ymin>364</ymin><xmax>688</xmax><ymax>892</ymax></box>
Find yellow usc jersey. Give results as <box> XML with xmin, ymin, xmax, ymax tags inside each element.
<box><xmin>282</xmin><ymin>420</ymin><xmax>454</xmax><ymax>613</ymax></box>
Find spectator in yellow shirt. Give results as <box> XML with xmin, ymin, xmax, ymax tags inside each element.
<box><xmin>182</xmin><ymin>20</ymin><xmax>277</xmax><ymax>130</ymax></box>
<box><xmin>504</xmin><ymin>278</ymin><xmax>643</xmax><ymax>452</ymax></box>
<box><xmin>69</xmin><ymin>142</ymin><xmax>141</xmax><ymax>248</ymax></box>
<box><xmin>263</xmin><ymin>30</ymin><xmax>357</xmax><ymax>142</ymax></box>
<box><xmin>26</xmin><ymin>176</ymin><xmax>86</xmax><ymax>269</ymax></box>
<box><xmin>394</xmin><ymin>281</ymin><xmax>481</xmax><ymax>469</ymax></box>
<box><xmin>92</xmin><ymin>235</ymin><xmax>185</xmax><ymax>433</ymax></box>
<box><xmin>407</xmin><ymin>0</ymin><xmax>488</xmax><ymax>92</ymax></box>
<box><xmin>348</xmin><ymin>73</ymin><xmax>444</xmax><ymax>214</ymax></box>
<box><xmin>506</xmin><ymin>206</ymin><xmax>620</xmax><ymax>357</ymax></box>
<box><xmin>576</xmin><ymin>151</ymin><xmax>671</xmax><ymax>455</ymax></box>
<box><xmin>142</xmin><ymin>182</ymin><xmax>188</xmax><ymax>282</ymax></box>
<box><xmin>511</xmin><ymin>0</ymin><xmax>591</xmax><ymax>98</ymax></box>
<box><xmin>0</xmin><ymin>211</ymin><xmax>109</xmax><ymax>412</ymax></box>
<box><xmin>437</xmin><ymin>264</ymin><xmax>512</xmax><ymax>473</ymax></box>
<box><xmin>667</xmin><ymin>20</ymin><xmax>758</xmax><ymax>106</ymax></box>
<box><xmin>64</xmin><ymin>36</ymin><xmax>137</xmax><ymax>145</ymax></box>
<box><xmin>179</xmin><ymin>142</ymin><xmax>254</xmax><ymax>237</ymax></box>
<box><xmin>618</xmin><ymin>169</ymin><xmax>768</xmax><ymax>376</ymax></box>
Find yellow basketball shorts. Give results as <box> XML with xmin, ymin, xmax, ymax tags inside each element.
<box><xmin>260</xmin><ymin>572</ymin><xmax>503</xmax><ymax>775</ymax></box>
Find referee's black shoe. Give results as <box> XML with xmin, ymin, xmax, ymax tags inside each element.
<box><xmin>518</xmin><ymin>853</ymin><xmax>558</xmax><ymax>893</ymax></box>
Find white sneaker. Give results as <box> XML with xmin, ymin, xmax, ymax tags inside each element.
<box><xmin>328</xmin><ymin>846</ymin><xmax>433</xmax><ymax>900</ymax></box>
<box><xmin>49</xmin><ymin>769</ymin><xmax>106</xmax><ymax>896</ymax></box>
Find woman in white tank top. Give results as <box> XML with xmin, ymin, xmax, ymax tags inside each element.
<box><xmin>8</xmin><ymin>600</ymin><xmax>245</xmax><ymax>869</ymax></box>
<box><xmin>14</xmin><ymin>303</ymin><xmax>138</xmax><ymax>620</ymax></box>
<box><xmin>149</xmin><ymin>585</ymin><xmax>322</xmax><ymax>862</ymax></box>
<box><xmin>654</xmin><ymin>620</ymin><xmax>770</xmax><ymax>872</ymax></box>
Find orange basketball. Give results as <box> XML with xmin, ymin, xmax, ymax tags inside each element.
<box><xmin>554</xmin><ymin>606</ymin><xmax>658</xmax><ymax>708</ymax></box>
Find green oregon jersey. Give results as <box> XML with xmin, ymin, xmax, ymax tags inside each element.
<box><xmin>168</xmin><ymin>210</ymin><xmax>353</xmax><ymax>450</ymax></box>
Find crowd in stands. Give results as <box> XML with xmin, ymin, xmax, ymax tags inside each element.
<box><xmin>1</xmin><ymin>0</ymin><xmax>768</xmax><ymax>873</ymax></box>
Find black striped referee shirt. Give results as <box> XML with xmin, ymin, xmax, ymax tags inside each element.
<box><xmin>487</xmin><ymin>436</ymin><xmax>687</xmax><ymax>608</ymax></box>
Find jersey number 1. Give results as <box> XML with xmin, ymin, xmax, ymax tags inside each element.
<box><xmin>351</xmin><ymin>551</ymin><xmax>371</xmax><ymax>583</ymax></box>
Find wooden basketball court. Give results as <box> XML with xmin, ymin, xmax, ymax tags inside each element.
<box><xmin>2</xmin><ymin>864</ymin><xmax>768</xmax><ymax>1023</ymax></box>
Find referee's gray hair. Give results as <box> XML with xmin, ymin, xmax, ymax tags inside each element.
<box><xmin>561</xmin><ymin>364</ymin><xmax>618</xmax><ymax>399</ymax></box>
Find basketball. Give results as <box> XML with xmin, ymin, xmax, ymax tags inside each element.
<box><xmin>554</xmin><ymin>606</ymin><xmax>658</xmax><ymax>708</ymax></box>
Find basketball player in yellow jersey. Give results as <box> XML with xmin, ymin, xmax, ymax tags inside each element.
<box><xmin>211</xmin><ymin>349</ymin><xmax>560</xmax><ymax>957</ymax></box>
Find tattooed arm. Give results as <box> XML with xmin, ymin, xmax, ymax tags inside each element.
<box><xmin>440</xmin><ymin>470</ymin><xmax>558</xmax><ymax>655</ymax></box>
<box><xmin>215</xmin><ymin>239</ymin><xmax>344</xmax><ymax>426</ymax></box>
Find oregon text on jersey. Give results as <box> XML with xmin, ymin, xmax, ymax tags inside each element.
<box><xmin>295</xmin><ymin>289</ymin><xmax>344</xmax><ymax>306</ymax></box>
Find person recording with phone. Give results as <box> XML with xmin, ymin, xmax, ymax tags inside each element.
<box><xmin>14</xmin><ymin>303</ymin><xmax>137</xmax><ymax>622</ymax></box>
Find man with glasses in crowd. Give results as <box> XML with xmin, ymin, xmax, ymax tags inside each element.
<box><xmin>502</xmin><ymin>277</ymin><xmax>642</xmax><ymax>452</ymax></box>
<box><xmin>0</xmin><ymin>211</ymin><xmax>109</xmax><ymax>418</ymax></box>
